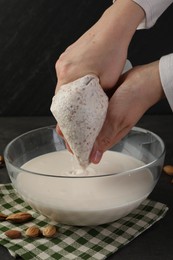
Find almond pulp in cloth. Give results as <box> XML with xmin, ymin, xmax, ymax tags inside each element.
<box><xmin>50</xmin><ymin>75</ymin><xmax>108</xmax><ymax>168</ymax></box>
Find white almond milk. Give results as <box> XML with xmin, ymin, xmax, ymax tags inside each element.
<box><xmin>16</xmin><ymin>151</ymin><xmax>154</xmax><ymax>225</ymax></box>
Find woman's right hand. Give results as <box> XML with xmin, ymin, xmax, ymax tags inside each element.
<box><xmin>55</xmin><ymin>0</ymin><xmax>145</xmax><ymax>92</ymax></box>
<box><xmin>54</xmin><ymin>0</ymin><xmax>145</xmax><ymax>154</ymax></box>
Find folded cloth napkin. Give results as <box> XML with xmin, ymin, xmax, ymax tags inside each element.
<box><xmin>0</xmin><ymin>184</ymin><xmax>168</xmax><ymax>260</ymax></box>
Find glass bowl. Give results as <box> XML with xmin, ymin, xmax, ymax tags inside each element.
<box><xmin>4</xmin><ymin>126</ymin><xmax>165</xmax><ymax>226</ymax></box>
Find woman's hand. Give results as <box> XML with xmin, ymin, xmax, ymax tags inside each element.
<box><xmin>54</xmin><ymin>0</ymin><xmax>145</xmax><ymax>156</ymax></box>
<box><xmin>90</xmin><ymin>61</ymin><xmax>165</xmax><ymax>164</ymax></box>
<box><xmin>55</xmin><ymin>0</ymin><xmax>145</xmax><ymax>91</ymax></box>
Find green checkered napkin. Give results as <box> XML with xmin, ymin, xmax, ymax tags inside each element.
<box><xmin>0</xmin><ymin>184</ymin><xmax>168</xmax><ymax>260</ymax></box>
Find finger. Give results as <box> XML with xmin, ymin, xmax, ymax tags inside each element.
<box><xmin>65</xmin><ymin>141</ymin><xmax>73</xmax><ymax>154</ymax></box>
<box><xmin>56</xmin><ymin>124</ymin><xmax>63</xmax><ymax>138</ymax></box>
<box><xmin>90</xmin><ymin>125</ymin><xmax>131</xmax><ymax>164</ymax></box>
<box><xmin>55</xmin><ymin>83</ymin><xmax>59</xmax><ymax>94</ymax></box>
<box><xmin>89</xmin><ymin>90</ymin><xmax>132</xmax><ymax>164</ymax></box>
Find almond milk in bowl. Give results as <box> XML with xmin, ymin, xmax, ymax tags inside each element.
<box><xmin>4</xmin><ymin>126</ymin><xmax>165</xmax><ymax>226</ymax></box>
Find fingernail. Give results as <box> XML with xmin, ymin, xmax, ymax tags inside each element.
<box><xmin>92</xmin><ymin>150</ymin><xmax>103</xmax><ymax>164</ymax></box>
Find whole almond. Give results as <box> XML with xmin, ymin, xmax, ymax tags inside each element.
<box><xmin>25</xmin><ymin>226</ymin><xmax>41</xmax><ymax>238</ymax></box>
<box><xmin>0</xmin><ymin>213</ymin><xmax>8</xmax><ymax>221</ymax></box>
<box><xmin>0</xmin><ymin>155</ymin><xmax>5</xmax><ymax>168</ymax></box>
<box><xmin>42</xmin><ymin>225</ymin><xmax>57</xmax><ymax>238</ymax></box>
<box><xmin>6</xmin><ymin>212</ymin><xmax>33</xmax><ymax>223</ymax></box>
<box><xmin>163</xmin><ymin>165</ymin><xmax>173</xmax><ymax>176</ymax></box>
<box><xmin>5</xmin><ymin>230</ymin><xmax>22</xmax><ymax>239</ymax></box>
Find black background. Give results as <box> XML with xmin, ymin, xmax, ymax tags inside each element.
<box><xmin>0</xmin><ymin>0</ymin><xmax>172</xmax><ymax>116</ymax></box>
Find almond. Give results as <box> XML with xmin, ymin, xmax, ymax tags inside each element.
<box><xmin>5</xmin><ymin>230</ymin><xmax>22</xmax><ymax>239</ymax></box>
<box><xmin>163</xmin><ymin>165</ymin><xmax>173</xmax><ymax>176</ymax></box>
<box><xmin>25</xmin><ymin>226</ymin><xmax>41</xmax><ymax>238</ymax></box>
<box><xmin>6</xmin><ymin>212</ymin><xmax>33</xmax><ymax>223</ymax></box>
<box><xmin>42</xmin><ymin>225</ymin><xmax>57</xmax><ymax>238</ymax></box>
<box><xmin>0</xmin><ymin>155</ymin><xmax>5</xmax><ymax>168</ymax></box>
<box><xmin>0</xmin><ymin>213</ymin><xmax>8</xmax><ymax>221</ymax></box>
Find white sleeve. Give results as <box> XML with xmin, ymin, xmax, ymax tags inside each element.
<box><xmin>159</xmin><ymin>54</ymin><xmax>173</xmax><ymax>111</ymax></box>
<box><xmin>133</xmin><ymin>0</ymin><xmax>173</xmax><ymax>29</ymax></box>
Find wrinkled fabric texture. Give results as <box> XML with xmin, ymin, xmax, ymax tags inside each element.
<box><xmin>133</xmin><ymin>0</ymin><xmax>173</xmax><ymax>111</ymax></box>
<box><xmin>113</xmin><ymin>0</ymin><xmax>173</xmax><ymax>111</ymax></box>
<box><xmin>51</xmin><ymin>75</ymin><xmax>108</xmax><ymax>168</ymax></box>
<box><xmin>133</xmin><ymin>0</ymin><xmax>173</xmax><ymax>29</ymax></box>
<box><xmin>159</xmin><ymin>54</ymin><xmax>173</xmax><ymax>111</ymax></box>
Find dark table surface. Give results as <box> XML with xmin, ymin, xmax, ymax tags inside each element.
<box><xmin>0</xmin><ymin>115</ymin><xmax>173</xmax><ymax>260</ymax></box>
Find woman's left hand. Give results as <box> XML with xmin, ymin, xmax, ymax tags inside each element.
<box><xmin>90</xmin><ymin>61</ymin><xmax>164</xmax><ymax>164</ymax></box>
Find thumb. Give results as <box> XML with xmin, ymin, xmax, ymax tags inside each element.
<box><xmin>89</xmin><ymin>106</ymin><xmax>117</xmax><ymax>164</ymax></box>
<box><xmin>89</xmin><ymin>96</ymin><xmax>132</xmax><ymax>164</ymax></box>
<box><xmin>90</xmin><ymin>123</ymin><xmax>130</xmax><ymax>164</ymax></box>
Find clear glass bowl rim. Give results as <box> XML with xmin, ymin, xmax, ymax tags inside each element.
<box><xmin>4</xmin><ymin>125</ymin><xmax>165</xmax><ymax>179</ymax></box>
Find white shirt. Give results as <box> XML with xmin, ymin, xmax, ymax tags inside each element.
<box><xmin>133</xmin><ymin>0</ymin><xmax>173</xmax><ymax>111</ymax></box>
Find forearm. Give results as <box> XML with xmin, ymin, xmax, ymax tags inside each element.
<box><xmin>102</xmin><ymin>0</ymin><xmax>145</xmax><ymax>47</ymax></box>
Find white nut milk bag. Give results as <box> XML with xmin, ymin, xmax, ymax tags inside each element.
<box><xmin>50</xmin><ymin>75</ymin><xmax>108</xmax><ymax>168</ymax></box>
